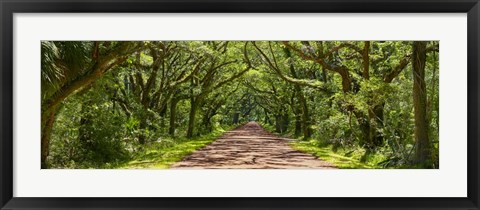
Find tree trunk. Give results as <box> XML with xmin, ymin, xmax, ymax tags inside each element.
<box><xmin>41</xmin><ymin>107</ymin><xmax>59</xmax><ymax>169</ymax></box>
<box><xmin>294</xmin><ymin>111</ymin><xmax>302</xmax><ymax>137</ymax></box>
<box><xmin>138</xmin><ymin>119</ymin><xmax>147</xmax><ymax>144</ymax></box>
<box><xmin>187</xmin><ymin>97</ymin><xmax>199</xmax><ymax>138</ymax></box>
<box><xmin>362</xmin><ymin>41</ymin><xmax>370</xmax><ymax>79</ymax></box>
<box><xmin>427</xmin><ymin>50</ymin><xmax>439</xmax><ymax>144</ymax></box>
<box><xmin>357</xmin><ymin>107</ymin><xmax>385</xmax><ymax>158</ymax></box>
<box><xmin>360</xmin><ymin>119</ymin><xmax>372</xmax><ymax>149</ymax></box>
<box><xmin>275</xmin><ymin>115</ymin><xmax>282</xmax><ymax>133</ymax></box>
<box><xmin>299</xmin><ymin>93</ymin><xmax>312</xmax><ymax>139</ymax></box>
<box><xmin>354</xmin><ymin>111</ymin><xmax>374</xmax><ymax>151</ymax></box>
<box><xmin>159</xmin><ymin>105</ymin><xmax>167</xmax><ymax>132</ymax></box>
<box><xmin>290</xmin><ymin>96</ymin><xmax>302</xmax><ymax>137</ymax></box>
<box><xmin>169</xmin><ymin>98</ymin><xmax>179</xmax><ymax>136</ymax></box>
<box><xmin>275</xmin><ymin>113</ymin><xmax>289</xmax><ymax>134</ymax></box>
<box><xmin>412</xmin><ymin>41</ymin><xmax>431</xmax><ymax>167</ymax></box>
<box><xmin>288</xmin><ymin>61</ymin><xmax>312</xmax><ymax>139</ymax></box>
<box><xmin>202</xmin><ymin>115</ymin><xmax>213</xmax><ymax>133</ymax></box>
<box><xmin>372</xmin><ymin>103</ymin><xmax>385</xmax><ymax>147</ymax></box>
<box><xmin>233</xmin><ymin>112</ymin><xmax>240</xmax><ymax>124</ymax></box>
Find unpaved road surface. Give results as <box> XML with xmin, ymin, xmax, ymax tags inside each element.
<box><xmin>171</xmin><ymin>122</ymin><xmax>336</xmax><ymax>169</ymax></box>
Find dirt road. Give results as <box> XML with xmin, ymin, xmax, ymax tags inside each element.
<box><xmin>171</xmin><ymin>122</ymin><xmax>336</xmax><ymax>169</ymax></box>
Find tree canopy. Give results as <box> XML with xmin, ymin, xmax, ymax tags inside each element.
<box><xmin>41</xmin><ymin>41</ymin><xmax>439</xmax><ymax>169</ymax></box>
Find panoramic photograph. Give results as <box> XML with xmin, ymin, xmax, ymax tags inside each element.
<box><xmin>41</xmin><ymin>41</ymin><xmax>439</xmax><ymax>169</ymax></box>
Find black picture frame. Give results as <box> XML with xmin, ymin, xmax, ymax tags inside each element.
<box><xmin>1</xmin><ymin>0</ymin><xmax>479</xmax><ymax>209</ymax></box>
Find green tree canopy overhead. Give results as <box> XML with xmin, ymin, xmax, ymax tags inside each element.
<box><xmin>41</xmin><ymin>41</ymin><xmax>439</xmax><ymax>169</ymax></box>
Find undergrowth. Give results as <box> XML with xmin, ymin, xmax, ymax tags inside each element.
<box><xmin>260</xmin><ymin>122</ymin><xmax>387</xmax><ymax>169</ymax></box>
<box><xmin>290</xmin><ymin>140</ymin><xmax>385</xmax><ymax>169</ymax></box>
<box><xmin>120</xmin><ymin>126</ymin><xmax>231</xmax><ymax>169</ymax></box>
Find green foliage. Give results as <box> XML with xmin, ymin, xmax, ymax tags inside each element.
<box><xmin>43</xmin><ymin>41</ymin><xmax>439</xmax><ymax>169</ymax></box>
<box><xmin>315</xmin><ymin>111</ymin><xmax>355</xmax><ymax>148</ymax></box>
<box><xmin>49</xmin><ymin>80</ymin><xmax>131</xmax><ymax>168</ymax></box>
<box><xmin>41</xmin><ymin>41</ymin><xmax>93</xmax><ymax>100</ymax></box>
<box><xmin>122</xmin><ymin>126</ymin><xmax>230</xmax><ymax>169</ymax></box>
<box><xmin>290</xmin><ymin>140</ymin><xmax>384</xmax><ymax>169</ymax></box>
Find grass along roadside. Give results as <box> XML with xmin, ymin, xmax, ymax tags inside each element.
<box><xmin>289</xmin><ymin>140</ymin><xmax>384</xmax><ymax>169</ymax></box>
<box><xmin>121</xmin><ymin>126</ymin><xmax>232</xmax><ymax>169</ymax></box>
<box><xmin>260</xmin><ymin>123</ymin><xmax>384</xmax><ymax>169</ymax></box>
